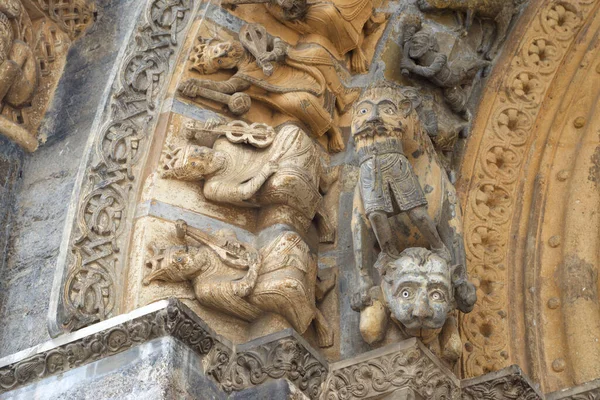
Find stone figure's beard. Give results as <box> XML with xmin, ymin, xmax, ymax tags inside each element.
<box><xmin>353</xmin><ymin>121</ymin><xmax>405</xmax><ymax>138</ymax></box>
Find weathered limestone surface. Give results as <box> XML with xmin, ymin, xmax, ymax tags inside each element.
<box><xmin>0</xmin><ymin>0</ymin><xmax>143</xmax><ymax>358</ymax></box>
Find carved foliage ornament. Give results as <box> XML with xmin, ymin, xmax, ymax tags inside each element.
<box><xmin>57</xmin><ymin>0</ymin><xmax>194</xmax><ymax>333</ymax></box>
<box><xmin>459</xmin><ymin>0</ymin><xmax>596</xmax><ymax>378</ymax></box>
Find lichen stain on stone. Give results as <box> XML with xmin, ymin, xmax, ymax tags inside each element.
<box><xmin>588</xmin><ymin>144</ymin><xmax>600</xmax><ymax>189</ymax></box>
<box><xmin>561</xmin><ymin>254</ymin><xmax>599</xmax><ymax>304</ymax></box>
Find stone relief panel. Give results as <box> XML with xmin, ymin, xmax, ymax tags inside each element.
<box><xmin>0</xmin><ymin>0</ymin><xmax>94</xmax><ymax>151</ymax></box>
<box><xmin>46</xmin><ymin>0</ymin><xmax>536</xmax><ymax>391</ymax></box>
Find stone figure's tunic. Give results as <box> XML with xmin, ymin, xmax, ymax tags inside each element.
<box><xmin>356</xmin><ymin>137</ymin><xmax>427</xmax><ymax>215</ymax></box>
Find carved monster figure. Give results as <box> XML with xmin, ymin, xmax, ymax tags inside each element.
<box><xmin>399</xmin><ymin>26</ymin><xmax>489</xmax><ymax>117</ymax></box>
<box><xmin>178</xmin><ymin>24</ymin><xmax>358</xmax><ymax>152</ymax></box>
<box><xmin>0</xmin><ymin>0</ymin><xmax>39</xmax><ymax>151</ymax></box>
<box><xmin>349</xmin><ymin>82</ymin><xmax>476</xmax><ymax>362</ymax></box>
<box><xmin>417</xmin><ymin>0</ymin><xmax>520</xmax><ymax>59</ymax></box>
<box><xmin>224</xmin><ymin>0</ymin><xmax>385</xmax><ymax>73</ymax></box>
<box><xmin>150</xmin><ymin>120</ymin><xmax>338</xmax><ymax>346</ymax></box>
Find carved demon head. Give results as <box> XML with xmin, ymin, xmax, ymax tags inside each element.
<box><xmin>189</xmin><ymin>38</ymin><xmax>245</xmax><ymax>74</ymax></box>
<box><xmin>380</xmin><ymin>247</ymin><xmax>476</xmax><ymax>330</ymax></box>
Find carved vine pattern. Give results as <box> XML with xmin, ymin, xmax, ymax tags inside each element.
<box><xmin>222</xmin><ymin>338</ymin><xmax>328</xmax><ymax>400</ymax></box>
<box><xmin>0</xmin><ymin>301</ymin><xmax>230</xmax><ymax>393</ymax></box>
<box><xmin>462</xmin><ymin>375</ymin><xmax>542</xmax><ymax>400</ymax></box>
<box><xmin>322</xmin><ymin>347</ymin><xmax>460</xmax><ymax>400</ymax></box>
<box><xmin>459</xmin><ymin>0</ymin><xmax>597</xmax><ymax>377</ymax></box>
<box><xmin>61</xmin><ymin>0</ymin><xmax>194</xmax><ymax>331</ymax></box>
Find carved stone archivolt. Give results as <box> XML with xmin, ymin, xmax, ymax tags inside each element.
<box><xmin>457</xmin><ymin>0</ymin><xmax>600</xmax><ymax>393</ymax></box>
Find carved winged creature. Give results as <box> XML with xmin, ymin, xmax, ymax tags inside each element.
<box><xmin>178</xmin><ymin>24</ymin><xmax>359</xmax><ymax>153</ymax></box>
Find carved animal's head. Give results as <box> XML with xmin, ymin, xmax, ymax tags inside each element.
<box><xmin>143</xmin><ymin>245</ymin><xmax>205</xmax><ymax>285</ymax></box>
<box><xmin>380</xmin><ymin>247</ymin><xmax>475</xmax><ymax>330</ymax></box>
<box><xmin>189</xmin><ymin>38</ymin><xmax>245</xmax><ymax>74</ymax></box>
<box><xmin>161</xmin><ymin>145</ymin><xmax>226</xmax><ymax>181</ymax></box>
<box><xmin>416</xmin><ymin>0</ymin><xmax>451</xmax><ymax>11</ymax></box>
<box><xmin>352</xmin><ymin>82</ymin><xmax>423</xmax><ymax>140</ymax></box>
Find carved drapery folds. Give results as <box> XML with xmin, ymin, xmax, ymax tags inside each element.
<box><xmin>0</xmin><ymin>0</ymin><xmax>94</xmax><ymax>151</ymax></box>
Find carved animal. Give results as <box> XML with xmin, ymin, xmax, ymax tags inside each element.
<box><xmin>417</xmin><ymin>0</ymin><xmax>520</xmax><ymax>59</ymax></box>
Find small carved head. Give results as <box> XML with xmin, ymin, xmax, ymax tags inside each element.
<box><xmin>161</xmin><ymin>145</ymin><xmax>225</xmax><ymax>181</ymax></box>
<box><xmin>352</xmin><ymin>82</ymin><xmax>422</xmax><ymax>140</ymax></box>
<box><xmin>144</xmin><ymin>245</ymin><xmax>204</xmax><ymax>285</ymax></box>
<box><xmin>189</xmin><ymin>38</ymin><xmax>245</xmax><ymax>74</ymax></box>
<box><xmin>408</xmin><ymin>31</ymin><xmax>439</xmax><ymax>59</ymax></box>
<box><xmin>381</xmin><ymin>247</ymin><xmax>474</xmax><ymax>330</ymax></box>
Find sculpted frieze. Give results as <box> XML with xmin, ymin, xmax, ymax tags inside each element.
<box><xmin>178</xmin><ymin>23</ymin><xmax>358</xmax><ymax>152</ymax></box>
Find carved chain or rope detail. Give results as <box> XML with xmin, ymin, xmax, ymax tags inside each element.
<box><xmin>0</xmin><ymin>301</ymin><xmax>229</xmax><ymax>393</ymax></box>
<box><xmin>35</xmin><ymin>0</ymin><xmax>95</xmax><ymax>39</ymax></box>
<box><xmin>459</xmin><ymin>0</ymin><xmax>597</xmax><ymax>378</ymax></box>
<box><xmin>61</xmin><ymin>0</ymin><xmax>194</xmax><ymax>332</ymax></box>
<box><xmin>222</xmin><ymin>338</ymin><xmax>328</xmax><ymax>400</ymax></box>
<box><xmin>322</xmin><ymin>347</ymin><xmax>460</xmax><ymax>400</ymax></box>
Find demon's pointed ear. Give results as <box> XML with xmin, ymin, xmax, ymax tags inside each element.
<box><xmin>399</xmin><ymin>98</ymin><xmax>413</xmax><ymax>117</ymax></box>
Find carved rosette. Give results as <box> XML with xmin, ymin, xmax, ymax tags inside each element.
<box><xmin>322</xmin><ymin>339</ymin><xmax>460</xmax><ymax>400</ymax></box>
<box><xmin>55</xmin><ymin>0</ymin><xmax>195</xmax><ymax>334</ymax></box>
<box><xmin>458</xmin><ymin>0</ymin><xmax>599</xmax><ymax>379</ymax></box>
<box><xmin>222</xmin><ymin>331</ymin><xmax>328</xmax><ymax>400</ymax></box>
<box><xmin>0</xmin><ymin>300</ymin><xmax>231</xmax><ymax>393</ymax></box>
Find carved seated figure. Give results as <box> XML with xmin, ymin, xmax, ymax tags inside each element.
<box><xmin>225</xmin><ymin>0</ymin><xmax>386</xmax><ymax>73</ymax></box>
<box><xmin>178</xmin><ymin>25</ymin><xmax>359</xmax><ymax>152</ymax></box>
<box><xmin>0</xmin><ymin>0</ymin><xmax>39</xmax><ymax>151</ymax></box>
<box><xmin>144</xmin><ymin>221</ymin><xmax>335</xmax><ymax>347</ymax></box>
<box><xmin>399</xmin><ymin>27</ymin><xmax>489</xmax><ymax>117</ymax></box>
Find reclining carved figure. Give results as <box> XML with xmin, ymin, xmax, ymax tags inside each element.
<box><xmin>178</xmin><ymin>24</ymin><xmax>358</xmax><ymax>152</ymax></box>
<box><xmin>349</xmin><ymin>82</ymin><xmax>476</xmax><ymax>363</ymax></box>
<box><xmin>147</xmin><ymin>120</ymin><xmax>338</xmax><ymax>346</ymax></box>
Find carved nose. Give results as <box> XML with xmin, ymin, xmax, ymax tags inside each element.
<box><xmin>412</xmin><ymin>291</ymin><xmax>433</xmax><ymax>320</ymax></box>
<box><xmin>367</xmin><ymin>109</ymin><xmax>382</xmax><ymax>124</ymax></box>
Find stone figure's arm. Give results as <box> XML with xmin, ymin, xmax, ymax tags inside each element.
<box><xmin>410</xmin><ymin>54</ymin><xmax>447</xmax><ymax>78</ymax></box>
<box><xmin>179</xmin><ymin>77</ymin><xmax>251</xmax><ymax>97</ymax></box>
<box><xmin>350</xmin><ymin>185</ymin><xmax>376</xmax><ymax>311</ymax></box>
<box><xmin>228</xmin><ymin>161</ymin><xmax>279</xmax><ymax>202</ymax></box>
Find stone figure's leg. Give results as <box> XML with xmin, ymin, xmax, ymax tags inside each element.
<box><xmin>351</xmin><ymin>186</ymin><xmax>376</xmax><ymax>310</ymax></box>
<box><xmin>368</xmin><ymin>210</ymin><xmax>400</xmax><ymax>257</ymax></box>
<box><xmin>406</xmin><ymin>205</ymin><xmax>451</xmax><ymax>262</ymax></box>
<box><xmin>5</xmin><ymin>41</ymin><xmax>37</xmax><ymax>107</ymax></box>
<box><xmin>313</xmin><ymin>307</ymin><xmax>334</xmax><ymax>347</ymax></box>
<box><xmin>327</xmin><ymin>124</ymin><xmax>345</xmax><ymax>152</ymax></box>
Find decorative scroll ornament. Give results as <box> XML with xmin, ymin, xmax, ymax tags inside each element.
<box><xmin>59</xmin><ymin>0</ymin><xmax>194</xmax><ymax>332</ymax></box>
<box><xmin>458</xmin><ymin>0</ymin><xmax>597</xmax><ymax>379</ymax></box>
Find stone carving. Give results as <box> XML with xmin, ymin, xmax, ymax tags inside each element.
<box><xmin>147</xmin><ymin>119</ymin><xmax>337</xmax><ymax>347</ymax></box>
<box><xmin>398</xmin><ymin>13</ymin><xmax>489</xmax><ymax>118</ymax></box>
<box><xmin>349</xmin><ymin>82</ymin><xmax>476</xmax><ymax>363</ymax></box>
<box><xmin>0</xmin><ymin>299</ymin><xmax>231</xmax><ymax>393</ymax></box>
<box><xmin>223</xmin><ymin>0</ymin><xmax>385</xmax><ymax>73</ymax></box>
<box><xmin>0</xmin><ymin>0</ymin><xmax>39</xmax><ymax>151</ymax></box>
<box><xmin>34</xmin><ymin>0</ymin><xmax>95</xmax><ymax>39</ymax></box>
<box><xmin>417</xmin><ymin>0</ymin><xmax>522</xmax><ymax>59</ymax></box>
<box><xmin>323</xmin><ymin>338</ymin><xmax>461</xmax><ymax>400</ymax></box>
<box><xmin>457</xmin><ymin>0</ymin><xmax>598</xmax><ymax>382</ymax></box>
<box><xmin>178</xmin><ymin>23</ymin><xmax>359</xmax><ymax>152</ymax></box>
<box><xmin>222</xmin><ymin>332</ymin><xmax>328</xmax><ymax>399</ymax></box>
<box><xmin>462</xmin><ymin>365</ymin><xmax>543</xmax><ymax>400</ymax></box>
<box><xmin>55</xmin><ymin>0</ymin><xmax>194</xmax><ymax>334</ymax></box>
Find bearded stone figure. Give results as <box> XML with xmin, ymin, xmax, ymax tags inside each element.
<box><xmin>178</xmin><ymin>24</ymin><xmax>358</xmax><ymax>152</ymax></box>
<box><xmin>349</xmin><ymin>82</ymin><xmax>476</xmax><ymax>364</ymax></box>
<box><xmin>145</xmin><ymin>119</ymin><xmax>338</xmax><ymax>347</ymax></box>
<box><xmin>0</xmin><ymin>0</ymin><xmax>39</xmax><ymax>151</ymax></box>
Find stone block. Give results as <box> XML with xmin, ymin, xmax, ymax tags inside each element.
<box><xmin>461</xmin><ymin>365</ymin><xmax>544</xmax><ymax>399</ymax></box>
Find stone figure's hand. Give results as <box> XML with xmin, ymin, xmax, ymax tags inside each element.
<box><xmin>351</xmin><ymin>280</ymin><xmax>373</xmax><ymax>312</ymax></box>
<box><xmin>179</xmin><ymin>79</ymin><xmax>201</xmax><ymax>97</ymax></box>
<box><xmin>232</xmin><ymin>279</ymin><xmax>254</xmax><ymax>297</ymax></box>
<box><xmin>263</xmin><ymin>161</ymin><xmax>279</xmax><ymax>176</ymax></box>
<box><xmin>204</xmin><ymin>117</ymin><xmax>224</xmax><ymax>131</ymax></box>
<box><xmin>400</xmin><ymin>56</ymin><xmax>414</xmax><ymax>71</ymax></box>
